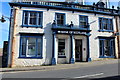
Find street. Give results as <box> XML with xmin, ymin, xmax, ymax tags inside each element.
<box><xmin>1</xmin><ymin>62</ymin><xmax>120</xmax><ymax>80</ymax></box>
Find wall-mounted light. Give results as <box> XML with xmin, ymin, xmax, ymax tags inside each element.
<box><xmin>114</xmin><ymin>32</ymin><xmax>120</xmax><ymax>36</ymax></box>
<box><xmin>0</xmin><ymin>15</ymin><xmax>11</xmax><ymax>23</ymax></box>
<box><xmin>0</xmin><ymin>16</ymin><xmax>6</xmax><ymax>23</ymax></box>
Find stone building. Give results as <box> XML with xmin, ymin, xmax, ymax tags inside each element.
<box><xmin>7</xmin><ymin>0</ymin><xmax>120</xmax><ymax>67</ymax></box>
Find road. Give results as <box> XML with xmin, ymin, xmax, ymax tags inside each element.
<box><xmin>1</xmin><ymin>62</ymin><xmax>120</xmax><ymax>80</ymax></box>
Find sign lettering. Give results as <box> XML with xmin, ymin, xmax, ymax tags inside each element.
<box><xmin>57</xmin><ymin>31</ymin><xmax>87</xmax><ymax>35</ymax></box>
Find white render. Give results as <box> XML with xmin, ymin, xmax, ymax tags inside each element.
<box><xmin>7</xmin><ymin>5</ymin><xmax>119</xmax><ymax>67</ymax></box>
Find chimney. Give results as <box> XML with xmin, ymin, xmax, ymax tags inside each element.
<box><xmin>119</xmin><ymin>1</ymin><xmax>120</xmax><ymax>7</ymax></box>
<box><xmin>99</xmin><ymin>0</ymin><xmax>110</xmax><ymax>8</ymax></box>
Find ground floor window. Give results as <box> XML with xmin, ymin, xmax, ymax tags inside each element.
<box><xmin>99</xmin><ymin>38</ymin><xmax>115</xmax><ymax>58</ymax></box>
<box><xmin>58</xmin><ymin>39</ymin><xmax>66</xmax><ymax>58</ymax></box>
<box><xmin>19</xmin><ymin>35</ymin><xmax>43</xmax><ymax>58</ymax></box>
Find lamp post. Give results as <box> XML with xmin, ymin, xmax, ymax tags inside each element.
<box><xmin>0</xmin><ymin>15</ymin><xmax>11</xmax><ymax>23</ymax></box>
<box><xmin>0</xmin><ymin>16</ymin><xmax>6</xmax><ymax>23</ymax></box>
<box><xmin>0</xmin><ymin>14</ymin><xmax>11</xmax><ymax>67</ymax></box>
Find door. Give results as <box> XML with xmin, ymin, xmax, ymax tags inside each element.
<box><xmin>58</xmin><ymin>39</ymin><xmax>66</xmax><ymax>58</ymax></box>
<box><xmin>57</xmin><ymin>39</ymin><xmax>66</xmax><ymax>64</ymax></box>
<box><xmin>2</xmin><ymin>41</ymin><xmax>8</xmax><ymax>67</ymax></box>
<box><xmin>75</xmin><ymin>39</ymin><xmax>82</xmax><ymax>62</ymax></box>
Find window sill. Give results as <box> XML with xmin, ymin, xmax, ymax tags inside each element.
<box><xmin>18</xmin><ymin>57</ymin><xmax>43</xmax><ymax>59</ymax></box>
<box><xmin>56</xmin><ymin>25</ymin><xmax>66</xmax><ymax>27</ymax></box>
<box><xmin>21</xmin><ymin>25</ymin><xmax>43</xmax><ymax>28</ymax></box>
<box><xmin>99</xmin><ymin>56</ymin><xmax>115</xmax><ymax>58</ymax></box>
<box><xmin>78</xmin><ymin>28</ymin><xmax>90</xmax><ymax>30</ymax></box>
<box><xmin>58</xmin><ymin>56</ymin><xmax>66</xmax><ymax>58</ymax></box>
<box><xmin>98</xmin><ymin>30</ymin><xmax>114</xmax><ymax>32</ymax></box>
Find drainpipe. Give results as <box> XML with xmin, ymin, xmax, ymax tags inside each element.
<box><xmin>7</xmin><ymin>6</ymin><xmax>17</xmax><ymax>67</ymax></box>
<box><xmin>115</xmin><ymin>16</ymin><xmax>120</xmax><ymax>59</ymax></box>
<box><xmin>7</xmin><ymin>8</ymin><xmax>13</xmax><ymax>67</ymax></box>
<box><xmin>115</xmin><ymin>6</ymin><xmax>120</xmax><ymax>58</ymax></box>
<box><xmin>118</xmin><ymin>7</ymin><xmax>120</xmax><ymax>58</ymax></box>
<box><xmin>119</xmin><ymin>16</ymin><xmax>120</xmax><ymax>58</ymax></box>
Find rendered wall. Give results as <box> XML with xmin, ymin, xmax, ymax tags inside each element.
<box><xmin>9</xmin><ymin>6</ymin><xmax>118</xmax><ymax>67</ymax></box>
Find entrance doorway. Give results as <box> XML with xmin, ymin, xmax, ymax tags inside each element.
<box><xmin>75</xmin><ymin>39</ymin><xmax>82</xmax><ymax>62</ymax></box>
<box><xmin>58</xmin><ymin>39</ymin><xmax>66</xmax><ymax>58</ymax></box>
<box><xmin>57</xmin><ymin>39</ymin><xmax>67</xmax><ymax>64</ymax></box>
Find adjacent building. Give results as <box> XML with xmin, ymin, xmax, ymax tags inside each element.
<box><xmin>117</xmin><ymin>15</ymin><xmax>120</xmax><ymax>58</ymax></box>
<box><xmin>116</xmin><ymin>1</ymin><xmax>120</xmax><ymax>58</ymax></box>
<box><xmin>7</xmin><ymin>0</ymin><xmax>120</xmax><ymax>67</ymax></box>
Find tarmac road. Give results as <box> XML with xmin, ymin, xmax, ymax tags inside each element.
<box><xmin>1</xmin><ymin>61</ymin><xmax>120</xmax><ymax>80</ymax></box>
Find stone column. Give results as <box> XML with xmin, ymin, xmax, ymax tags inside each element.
<box><xmin>70</xmin><ymin>34</ymin><xmax>75</xmax><ymax>64</ymax></box>
<box><xmin>51</xmin><ymin>32</ymin><xmax>57</xmax><ymax>65</ymax></box>
<box><xmin>87</xmin><ymin>34</ymin><xmax>91</xmax><ymax>62</ymax></box>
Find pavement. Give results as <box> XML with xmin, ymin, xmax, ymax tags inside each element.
<box><xmin>0</xmin><ymin>58</ymin><xmax>119</xmax><ymax>73</ymax></box>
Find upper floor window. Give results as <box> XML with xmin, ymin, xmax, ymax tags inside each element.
<box><xmin>99</xmin><ymin>18</ymin><xmax>113</xmax><ymax>31</ymax></box>
<box><xmin>79</xmin><ymin>15</ymin><xmax>88</xmax><ymax>28</ymax></box>
<box><xmin>55</xmin><ymin>13</ymin><xmax>65</xmax><ymax>26</ymax></box>
<box><xmin>19</xmin><ymin>34</ymin><xmax>43</xmax><ymax>58</ymax></box>
<box><xmin>23</xmin><ymin>11</ymin><xmax>43</xmax><ymax>27</ymax></box>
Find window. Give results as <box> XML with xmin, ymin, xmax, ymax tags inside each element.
<box><xmin>23</xmin><ymin>11</ymin><xmax>43</xmax><ymax>27</ymax></box>
<box><xmin>103</xmin><ymin>18</ymin><xmax>108</xmax><ymax>30</ymax></box>
<box><xmin>56</xmin><ymin>13</ymin><xmax>65</xmax><ymax>26</ymax></box>
<box><xmin>109</xmin><ymin>19</ymin><xmax>113</xmax><ymax>30</ymax></box>
<box><xmin>99</xmin><ymin>38</ymin><xmax>115</xmax><ymax>58</ymax></box>
<box><xmin>99</xmin><ymin>18</ymin><xmax>113</xmax><ymax>31</ymax></box>
<box><xmin>79</xmin><ymin>15</ymin><xmax>88</xmax><ymax>28</ymax></box>
<box><xmin>20</xmin><ymin>35</ymin><xmax>43</xmax><ymax>58</ymax></box>
<box><xmin>58</xmin><ymin>39</ymin><xmax>66</xmax><ymax>58</ymax></box>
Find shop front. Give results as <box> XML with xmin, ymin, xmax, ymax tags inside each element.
<box><xmin>51</xmin><ymin>29</ymin><xmax>91</xmax><ymax>65</ymax></box>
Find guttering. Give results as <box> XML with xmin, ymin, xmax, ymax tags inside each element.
<box><xmin>9</xmin><ymin>3</ymin><xmax>120</xmax><ymax>16</ymax></box>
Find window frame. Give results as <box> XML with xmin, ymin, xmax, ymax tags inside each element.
<box><xmin>98</xmin><ymin>17</ymin><xmax>114</xmax><ymax>32</ymax></box>
<box><xmin>55</xmin><ymin>13</ymin><xmax>66</xmax><ymax>27</ymax></box>
<box><xmin>79</xmin><ymin>15</ymin><xmax>89</xmax><ymax>29</ymax></box>
<box><xmin>58</xmin><ymin>39</ymin><xmax>66</xmax><ymax>58</ymax></box>
<box><xmin>99</xmin><ymin>38</ymin><xmax>115</xmax><ymax>58</ymax></box>
<box><xmin>22</xmin><ymin>10</ymin><xmax>43</xmax><ymax>28</ymax></box>
<box><xmin>19</xmin><ymin>35</ymin><xmax>43</xmax><ymax>59</ymax></box>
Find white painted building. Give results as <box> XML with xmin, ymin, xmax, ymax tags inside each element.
<box><xmin>7</xmin><ymin>0</ymin><xmax>120</xmax><ymax>67</ymax></box>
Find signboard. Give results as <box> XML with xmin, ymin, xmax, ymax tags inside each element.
<box><xmin>56</xmin><ymin>30</ymin><xmax>87</xmax><ymax>35</ymax></box>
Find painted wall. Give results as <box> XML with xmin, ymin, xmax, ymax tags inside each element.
<box><xmin>89</xmin><ymin>14</ymin><xmax>118</xmax><ymax>60</ymax></box>
<box><xmin>9</xmin><ymin>6</ymin><xmax>118</xmax><ymax>67</ymax></box>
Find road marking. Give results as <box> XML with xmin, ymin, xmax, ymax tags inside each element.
<box><xmin>73</xmin><ymin>73</ymin><xmax>104</xmax><ymax>78</ymax></box>
<box><xmin>61</xmin><ymin>73</ymin><xmax>104</xmax><ymax>80</ymax></box>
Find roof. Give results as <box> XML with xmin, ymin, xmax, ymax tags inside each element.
<box><xmin>96</xmin><ymin>1</ymin><xmax>105</xmax><ymax>6</ymax></box>
<box><xmin>9</xmin><ymin>2</ymin><xmax>120</xmax><ymax>16</ymax></box>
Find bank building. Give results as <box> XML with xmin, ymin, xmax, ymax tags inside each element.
<box><xmin>6</xmin><ymin>0</ymin><xmax>120</xmax><ymax>67</ymax></box>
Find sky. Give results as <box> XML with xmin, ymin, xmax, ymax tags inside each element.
<box><xmin>0</xmin><ymin>0</ymin><xmax>11</xmax><ymax>48</ymax></box>
<box><xmin>0</xmin><ymin>0</ymin><xmax>119</xmax><ymax>48</ymax></box>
